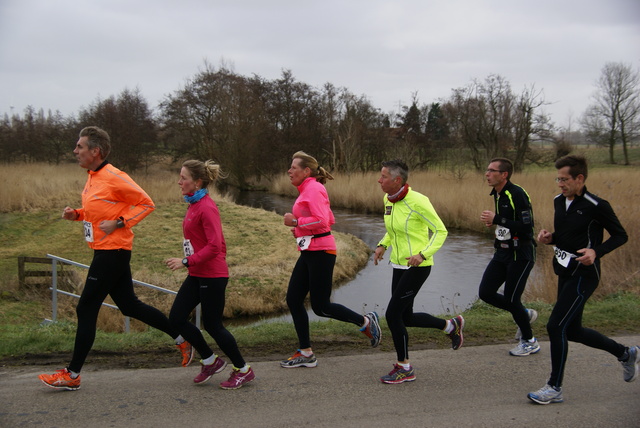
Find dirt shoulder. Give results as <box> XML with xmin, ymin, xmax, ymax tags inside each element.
<box><xmin>2</xmin><ymin>336</ymin><xmax>510</xmax><ymax>370</ymax></box>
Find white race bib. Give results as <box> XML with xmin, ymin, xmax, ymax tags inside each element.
<box><xmin>83</xmin><ymin>221</ymin><xmax>94</xmax><ymax>242</ymax></box>
<box><xmin>183</xmin><ymin>239</ymin><xmax>194</xmax><ymax>257</ymax></box>
<box><xmin>495</xmin><ymin>225</ymin><xmax>511</xmax><ymax>241</ymax></box>
<box><xmin>296</xmin><ymin>236</ymin><xmax>313</xmax><ymax>251</ymax></box>
<box><xmin>554</xmin><ymin>246</ymin><xmax>577</xmax><ymax>268</ymax></box>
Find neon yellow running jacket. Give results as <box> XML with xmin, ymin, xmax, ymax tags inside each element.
<box><xmin>377</xmin><ymin>188</ymin><xmax>448</xmax><ymax>267</ymax></box>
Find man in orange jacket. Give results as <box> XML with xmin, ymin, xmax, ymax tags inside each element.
<box><xmin>38</xmin><ymin>126</ymin><xmax>193</xmax><ymax>391</ymax></box>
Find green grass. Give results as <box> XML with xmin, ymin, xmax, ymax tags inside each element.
<box><xmin>2</xmin><ymin>291</ymin><xmax>638</xmax><ymax>361</ymax></box>
<box><xmin>0</xmin><ymin>200</ymin><xmax>370</xmax><ymax>319</ymax></box>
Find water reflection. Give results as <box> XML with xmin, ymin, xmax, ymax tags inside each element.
<box><xmin>231</xmin><ymin>191</ymin><xmax>494</xmax><ymax>324</ymax></box>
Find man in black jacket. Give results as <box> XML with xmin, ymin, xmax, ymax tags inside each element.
<box><xmin>529</xmin><ymin>155</ymin><xmax>638</xmax><ymax>405</ymax></box>
<box><xmin>478</xmin><ymin>158</ymin><xmax>539</xmax><ymax>356</ymax></box>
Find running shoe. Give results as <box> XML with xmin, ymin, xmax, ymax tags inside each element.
<box><xmin>280</xmin><ymin>350</ymin><xmax>318</xmax><ymax>368</ymax></box>
<box><xmin>194</xmin><ymin>357</ymin><xmax>228</xmax><ymax>384</ymax></box>
<box><xmin>360</xmin><ymin>311</ymin><xmax>382</xmax><ymax>347</ymax></box>
<box><xmin>38</xmin><ymin>368</ymin><xmax>81</xmax><ymax>391</ymax></box>
<box><xmin>621</xmin><ymin>345</ymin><xmax>640</xmax><ymax>382</ymax></box>
<box><xmin>177</xmin><ymin>341</ymin><xmax>195</xmax><ymax>367</ymax></box>
<box><xmin>527</xmin><ymin>384</ymin><xmax>563</xmax><ymax>404</ymax></box>
<box><xmin>448</xmin><ymin>315</ymin><xmax>465</xmax><ymax>350</ymax></box>
<box><xmin>509</xmin><ymin>339</ymin><xmax>541</xmax><ymax>356</ymax></box>
<box><xmin>380</xmin><ymin>364</ymin><xmax>416</xmax><ymax>384</ymax></box>
<box><xmin>220</xmin><ymin>367</ymin><xmax>255</xmax><ymax>390</ymax></box>
<box><xmin>515</xmin><ymin>308</ymin><xmax>539</xmax><ymax>340</ymax></box>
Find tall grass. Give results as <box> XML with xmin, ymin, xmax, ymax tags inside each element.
<box><xmin>271</xmin><ymin>167</ymin><xmax>640</xmax><ymax>302</ymax></box>
<box><xmin>0</xmin><ymin>161</ymin><xmax>185</xmax><ymax>213</ymax></box>
<box><xmin>2</xmin><ymin>161</ymin><xmax>638</xmax><ymax>307</ymax></box>
<box><xmin>0</xmin><ymin>161</ymin><xmax>370</xmax><ymax>331</ymax></box>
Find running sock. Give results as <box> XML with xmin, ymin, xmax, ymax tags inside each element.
<box><xmin>68</xmin><ymin>369</ymin><xmax>79</xmax><ymax>379</ymax></box>
<box><xmin>361</xmin><ymin>316</ymin><xmax>370</xmax><ymax>329</ymax></box>
<box><xmin>443</xmin><ymin>319</ymin><xmax>454</xmax><ymax>334</ymax></box>
<box><xmin>202</xmin><ymin>354</ymin><xmax>218</xmax><ymax>366</ymax></box>
<box><xmin>175</xmin><ymin>335</ymin><xmax>185</xmax><ymax>345</ymax></box>
<box><xmin>235</xmin><ymin>365</ymin><xmax>250</xmax><ymax>373</ymax></box>
<box><xmin>300</xmin><ymin>349</ymin><xmax>313</xmax><ymax>358</ymax></box>
<box><xmin>399</xmin><ymin>363</ymin><xmax>411</xmax><ymax>370</ymax></box>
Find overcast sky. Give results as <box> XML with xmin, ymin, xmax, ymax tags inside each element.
<box><xmin>1</xmin><ymin>0</ymin><xmax>638</xmax><ymax>128</ymax></box>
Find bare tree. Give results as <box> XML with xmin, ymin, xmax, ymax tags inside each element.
<box><xmin>79</xmin><ymin>88</ymin><xmax>157</xmax><ymax>171</ymax></box>
<box><xmin>442</xmin><ymin>74</ymin><xmax>552</xmax><ymax>171</ymax></box>
<box><xmin>583</xmin><ymin>62</ymin><xmax>640</xmax><ymax>164</ymax></box>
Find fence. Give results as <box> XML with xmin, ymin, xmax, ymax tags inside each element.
<box><xmin>18</xmin><ymin>256</ymin><xmax>72</xmax><ymax>286</ymax></box>
<box><xmin>43</xmin><ymin>254</ymin><xmax>200</xmax><ymax>332</ymax></box>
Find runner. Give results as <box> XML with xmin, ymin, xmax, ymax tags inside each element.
<box><xmin>477</xmin><ymin>158</ymin><xmax>539</xmax><ymax>356</ymax></box>
<box><xmin>280</xmin><ymin>151</ymin><xmax>381</xmax><ymax>369</ymax></box>
<box><xmin>39</xmin><ymin>126</ymin><xmax>191</xmax><ymax>391</ymax></box>
<box><xmin>373</xmin><ymin>159</ymin><xmax>464</xmax><ymax>384</ymax></box>
<box><xmin>165</xmin><ymin>159</ymin><xmax>254</xmax><ymax>389</ymax></box>
<box><xmin>529</xmin><ymin>155</ymin><xmax>638</xmax><ymax>404</ymax></box>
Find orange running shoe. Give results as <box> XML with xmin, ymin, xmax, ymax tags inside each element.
<box><xmin>38</xmin><ymin>368</ymin><xmax>81</xmax><ymax>391</ymax></box>
<box><xmin>177</xmin><ymin>341</ymin><xmax>195</xmax><ymax>367</ymax></box>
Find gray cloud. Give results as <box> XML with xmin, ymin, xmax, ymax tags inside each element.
<box><xmin>1</xmin><ymin>0</ymin><xmax>638</xmax><ymax>127</ymax></box>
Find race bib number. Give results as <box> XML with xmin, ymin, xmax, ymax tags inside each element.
<box><xmin>183</xmin><ymin>239</ymin><xmax>194</xmax><ymax>257</ymax></box>
<box><xmin>495</xmin><ymin>225</ymin><xmax>511</xmax><ymax>241</ymax></box>
<box><xmin>554</xmin><ymin>246</ymin><xmax>577</xmax><ymax>268</ymax></box>
<box><xmin>83</xmin><ymin>221</ymin><xmax>94</xmax><ymax>242</ymax></box>
<box><xmin>296</xmin><ymin>236</ymin><xmax>313</xmax><ymax>251</ymax></box>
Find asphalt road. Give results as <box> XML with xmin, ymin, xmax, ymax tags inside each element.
<box><xmin>2</xmin><ymin>335</ymin><xmax>639</xmax><ymax>428</ymax></box>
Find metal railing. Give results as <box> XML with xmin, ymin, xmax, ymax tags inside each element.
<box><xmin>44</xmin><ymin>254</ymin><xmax>200</xmax><ymax>332</ymax></box>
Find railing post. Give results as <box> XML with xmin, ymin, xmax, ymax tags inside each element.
<box><xmin>45</xmin><ymin>254</ymin><xmax>182</xmax><ymax>334</ymax></box>
<box><xmin>51</xmin><ymin>259</ymin><xmax>58</xmax><ymax>322</ymax></box>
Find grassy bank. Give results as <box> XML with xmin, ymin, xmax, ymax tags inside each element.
<box><xmin>2</xmin><ymin>292</ymin><xmax>639</xmax><ymax>363</ymax></box>
<box><xmin>0</xmin><ymin>178</ymin><xmax>370</xmax><ymax>331</ymax></box>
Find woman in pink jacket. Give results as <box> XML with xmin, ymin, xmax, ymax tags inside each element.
<box><xmin>165</xmin><ymin>160</ymin><xmax>254</xmax><ymax>389</ymax></box>
<box><xmin>280</xmin><ymin>151</ymin><xmax>381</xmax><ymax>368</ymax></box>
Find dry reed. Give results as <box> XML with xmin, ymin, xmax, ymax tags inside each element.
<box><xmin>3</xmin><ymin>162</ymin><xmax>638</xmax><ymax>312</ymax></box>
<box><xmin>272</xmin><ymin>168</ymin><xmax>640</xmax><ymax>303</ymax></box>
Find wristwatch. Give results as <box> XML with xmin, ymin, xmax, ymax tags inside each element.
<box><xmin>116</xmin><ymin>216</ymin><xmax>125</xmax><ymax>228</ymax></box>
<box><xmin>182</xmin><ymin>258</ymin><xmax>189</xmax><ymax>267</ymax></box>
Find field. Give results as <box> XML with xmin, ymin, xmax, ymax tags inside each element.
<box><xmin>0</xmin><ymin>162</ymin><xmax>370</xmax><ymax>332</ymax></box>
<box><xmin>0</xmin><ymin>155</ymin><xmax>639</xmax><ymax>365</ymax></box>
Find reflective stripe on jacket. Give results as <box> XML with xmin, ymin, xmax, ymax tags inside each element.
<box><xmin>377</xmin><ymin>188</ymin><xmax>447</xmax><ymax>266</ymax></box>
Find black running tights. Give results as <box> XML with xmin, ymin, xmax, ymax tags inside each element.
<box><xmin>386</xmin><ymin>267</ymin><xmax>446</xmax><ymax>362</ymax></box>
<box><xmin>69</xmin><ymin>250</ymin><xmax>178</xmax><ymax>373</ymax></box>
<box><xmin>286</xmin><ymin>251</ymin><xmax>364</xmax><ymax>349</ymax></box>
<box><xmin>546</xmin><ymin>274</ymin><xmax>626</xmax><ymax>388</ymax></box>
<box><xmin>169</xmin><ymin>275</ymin><xmax>245</xmax><ymax>368</ymax></box>
<box><xmin>478</xmin><ymin>257</ymin><xmax>534</xmax><ymax>340</ymax></box>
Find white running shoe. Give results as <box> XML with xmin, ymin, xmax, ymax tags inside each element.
<box><xmin>509</xmin><ymin>338</ymin><xmax>541</xmax><ymax>356</ymax></box>
<box><xmin>515</xmin><ymin>308</ymin><xmax>538</xmax><ymax>340</ymax></box>
<box><xmin>528</xmin><ymin>384</ymin><xmax>563</xmax><ymax>404</ymax></box>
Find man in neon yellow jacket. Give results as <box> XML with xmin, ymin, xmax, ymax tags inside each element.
<box><xmin>374</xmin><ymin>159</ymin><xmax>464</xmax><ymax>384</ymax></box>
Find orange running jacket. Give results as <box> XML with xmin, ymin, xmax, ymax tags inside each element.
<box><xmin>74</xmin><ymin>163</ymin><xmax>155</xmax><ymax>250</ymax></box>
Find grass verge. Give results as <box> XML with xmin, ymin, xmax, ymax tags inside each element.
<box><xmin>2</xmin><ymin>291</ymin><xmax>638</xmax><ymax>367</ymax></box>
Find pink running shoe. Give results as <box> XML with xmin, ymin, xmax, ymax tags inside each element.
<box><xmin>194</xmin><ymin>357</ymin><xmax>227</xmax><ymax>384</ymax></box>
<box><xmin>220</xmin><ymin>367</ymin><xmax>255</xmax><ymax>390</ymax></box>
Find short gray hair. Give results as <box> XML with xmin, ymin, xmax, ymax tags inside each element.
<box><xmin>381</xmin><ymin>159</ymin><xmax>409</xmax><ymax>184</ymax></box>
